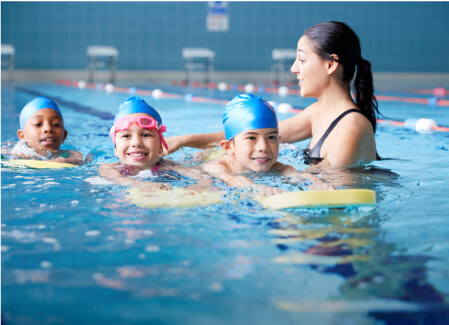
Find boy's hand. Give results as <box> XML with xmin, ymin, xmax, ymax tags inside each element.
<box><xmin>52</xmin><ymin>157</ymin><xmax>70</xmax><ymax>164</ymax></box>
<box><xmin>308</xmin><ymin>182</ymin><xmax>335</xmax><ymax>191</ymax></box>
<box><xmin>252</xmin><ymin>184</ymin><xmax>286</xmax><ymax>197</ymax></box>
<box><xmin>229</xmin><ymin>175</ymin><xmax>254</xmax><ymax>188</ymax></box>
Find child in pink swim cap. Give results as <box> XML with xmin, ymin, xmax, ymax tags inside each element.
<box><xmin>99</xmin><ymin>97</ymin><xmax>212</xmax><ymax>190</ymax></box>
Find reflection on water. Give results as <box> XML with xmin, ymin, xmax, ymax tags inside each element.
<box><xmin>265</xmin><ymin>165</ymin><xmax>448</xmax><ymax>323</ymax></box>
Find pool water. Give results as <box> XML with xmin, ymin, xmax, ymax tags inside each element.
<box><xmin>2</xmin><ymin>81</ymin><xmax>449</xmax><ymax>324</ymax></box>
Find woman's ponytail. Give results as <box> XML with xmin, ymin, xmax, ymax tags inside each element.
<box><xmin>354</xmin><ymin>57</ymin><xmax>379</xmax><ymax>133</ymax></box>
<box><xmin>304</xmin><ymin>21</ymin><xmax>381</xmax><ymax>133</ymax></box>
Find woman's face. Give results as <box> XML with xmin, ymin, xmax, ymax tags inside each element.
<box><xmin>291</xmin><ymin>36</ymin><xmax>330</xmax><ymax>98</ymax></box>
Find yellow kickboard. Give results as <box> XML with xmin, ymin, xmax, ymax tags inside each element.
<box><xmin>260</xmin><ymin>189</ymin><xmax>376</xmax><ymax>210</ymax></box>
<box><xmin>126</xmin><ymin>187</ymin><xmax>223</xmax><ymax>208</ymax></box>
<box><xmin>2</xmin><ymin>159</ymin><xmax>75</xmax><ymax>169</ymax></box>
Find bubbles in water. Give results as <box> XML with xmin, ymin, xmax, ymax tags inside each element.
<box><xmin>43</xmin><ymin>238</ymin><xmax>58</xmax><ymax>244</ymax></box>
<box><xmin>209</xmin><ymin>282</ymin><xmax>223</xmax><ymax>292</ymax></box>
<box><xmin>9</xmin><ymin>141</ymin><xmax>50</xmax><ymax>160</ymax></box>
<box><xmin>135</xmin><ymin>170</ymin><xmax>156</xmax><ymax>179</ymax></box>
<box><xmin>42</xmin><ymin>181</ymin><xmax>59</xmax><ymax>187</ymax></box>
<box><xmin>85</xmin><ymin>230</ymin><xmax>101</xmax><ymax>236</ymax></box>
<box><xmin>84</xmin><ymin>176</ymin><xmax>115</xmax><ymax>185</ymax></box>
<box><xmin>145</xmin><ymin>245</ymin><xmax>160</xmax><ymax>252</ymax></box>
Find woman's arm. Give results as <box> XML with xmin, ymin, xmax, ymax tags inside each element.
<box><xmin>278</xmin><ymin>104</ymin><xmax>316</xmax><ymax>144</ymax></box>
<box><xmin>164</xmin><ymin>131</ymin><xmax>225</xmax><ymax>155</ymax></box>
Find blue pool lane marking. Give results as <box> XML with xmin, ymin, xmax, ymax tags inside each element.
<box><xmin>16</xmin><ymin>86</ymin><xmax>115</xmax><ymax>120</ymax></box>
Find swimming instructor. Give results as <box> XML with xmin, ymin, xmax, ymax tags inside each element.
<box><xmin>165</xmin><ymin>21</ymin><xmax>380</xmax><ymax>167</ymax></box>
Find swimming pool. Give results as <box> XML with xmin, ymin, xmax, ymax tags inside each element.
<box><xmin>2</xmin><ymin>80</ymin><xmax>449</xmax><ymax>324</ymax></box>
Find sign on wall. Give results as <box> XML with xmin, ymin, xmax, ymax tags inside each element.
<box><xmin>207</xmin><ymin>1</ymin><xmax>228</xmax><ymax>32</ymax></box>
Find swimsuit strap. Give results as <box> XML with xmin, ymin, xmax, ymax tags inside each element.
<box><xmin>307</xmin><ymin>109</ymin><xmax>363</xmax><ymax>158</ymax></box>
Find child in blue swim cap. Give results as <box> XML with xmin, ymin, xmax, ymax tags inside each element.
<box><xmin>4</xmin><ymin>97</ymin><xmax>87</xmax><ymax>164</ymax></box>
<box><xmin>99</xmin><ymin>96</ymin><xmax>212</xmax><ymax>190</ymax></box>
<box><xmin>203</xmin><ymin>94</ymin><xmax>330</xmax><ymax>196</ymax></box>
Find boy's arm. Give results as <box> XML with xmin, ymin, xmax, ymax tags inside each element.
<box><xmin>52</xmin><ymin>150</ymin><xmax>89</xmax><ymax>165</ymax></box>
<box><xmin>174</xmin><ymin>165</ymin><xmax>215</xmax><ymax>190</ymax></box>
<box><xmin>203</xmin><ymin>158</ymin><xmax>285</xmax><ymax>197</ymax></box>
<box><xmin>274</xmin><ymin>162</ymin><xmax>334</xmax><ymax>191</ymax></box>
<box><xmin>203</xmin><ymin>157</ymin><xmax>254</xmax><ymax>187</ymax></box>
<box><xmin>164</xmin><ymin>131</ymin><xmax>226</xmax><ymax>155</ymax></box>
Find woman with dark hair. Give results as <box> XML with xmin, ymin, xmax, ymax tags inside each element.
<box><xmin>165</xmin><ymin>21</ymin><xmax>380</xmax><ymax>167</ymax></box>
<box><xmin>280</xmin><ymin>21</ymin><xmax>380</xmax><ymax>166</ymax></box>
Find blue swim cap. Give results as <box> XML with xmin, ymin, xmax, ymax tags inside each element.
<box><xmin>114</xmin><ymin>96</ymin><xmax>162</xmax><ymax>124</ymax></box>
<box><xmin>19</xmin><ymin>97</ymin><xmax>62</xmax><ymax>129</ymax></box>
<box><xmin>223</xmin><ymin>94</ymin><xmax>278</xmax><ymax>140</ymax></box>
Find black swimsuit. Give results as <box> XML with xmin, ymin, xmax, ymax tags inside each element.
<box><xmin>303</xmin><ymin>109</ymin><xmax>364</xmax><ymax>165</ymax></box>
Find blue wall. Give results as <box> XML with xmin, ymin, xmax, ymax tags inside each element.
<box><xmin>2</xmin><ymin>1</ymin><xmax>449</xmax><ymax>72</ymax></box>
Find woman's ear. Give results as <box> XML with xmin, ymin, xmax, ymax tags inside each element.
<box><xmin>17</xmin><ymin>129</ymin><xmax>25</xmax><ymax>140</ymax></box>
<box><xmin>220</xmin><ymin>139</ymin><xmax>234</xmax><ymax>156</ymax></box>
<box><xmin>327</xmin><ymin>54</ymin><xmax>340</xmax><ymax>75</ymax></box>
<box><xmin>114</xmin><ymin>148</ymin><xmax>118</xmax><ymax>157</ymax></box>
<box><xmin>158</xmin><ymin>144</ymin><xmax>164</xmax><ymax>155</ymax></box>
<box><xmin>62</xmin><ymin>130</ymin><xmax>68</xmax><ymax>143</ymax></box>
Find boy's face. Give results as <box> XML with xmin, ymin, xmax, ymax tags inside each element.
<box><xmin>114</xmin><ymin>113</ymin><xmax>163</xmax><ymax>166</ymax></box>
<box><xmin>17</xmin><ymin>108</ymin><xmax>67</xmax><ymax>151</ymax></box>
<box><xmin>225</xmin><ymin>128</ymin><xmax>280</xmax><ymax>172</ymax></box>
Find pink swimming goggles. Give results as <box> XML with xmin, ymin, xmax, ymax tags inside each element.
<box><xmin>109</xmin><ymin>115</ymin><xmax>168</xmax><ymax>150</ymax></box>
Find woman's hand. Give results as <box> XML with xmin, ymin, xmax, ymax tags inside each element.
<box><xmin>163</xmin><ymin>135</ymin><xmax>185</xmax><ymax>156</ymax></box>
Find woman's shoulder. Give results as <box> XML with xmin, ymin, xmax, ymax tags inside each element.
<box><xmin>324</xmin><ymin>109</ymin><xmax>376</xmax><ymax>165</ymax></box>
<box><xmin>338</xmin><ymin>109</ymin><xmax>373</xmax><ymax>133</ymax></box>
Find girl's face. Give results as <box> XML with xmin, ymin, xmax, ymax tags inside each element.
<box><xmin>17</xmin><ymin>108</ymin><xmax>67</xmax><ymax>151</ymax></box>
<box><xmin>114</xmin><ymin>113</ymin><xmax>163</xmax><ymax>166</ymax></box>
<box><xmin>291</xmin><ymin>36</ymin><xmax>331</xmax><ymax>98</ymax></box>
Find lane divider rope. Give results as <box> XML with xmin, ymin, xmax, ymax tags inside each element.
<box><xmin>55</xmin><ymin>79</ymin><xmax>449</xmax><ymax>132</ymax></box>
